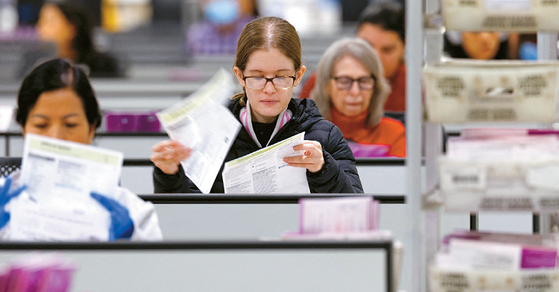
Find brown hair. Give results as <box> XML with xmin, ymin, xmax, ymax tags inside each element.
<box><xmin>232</xmin><ymin>16</ymin><xmax>302</xmax><ymax>105</ymax></box>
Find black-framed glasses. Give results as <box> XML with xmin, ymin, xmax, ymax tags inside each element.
<box><xmin>331</xmin><ymin>75</ymin><xmax>376</xmax><ymax>91</ymax></box>
<box><xmin>242</xmin><ymin>75</ymin><xmax>297</xmax><ymax>90</ymax></box>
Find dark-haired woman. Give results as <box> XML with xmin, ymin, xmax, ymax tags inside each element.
<box><xmin>33</xmin><ymin>1</ymin><xmax>122</xmax><ymax>78</ymax></box>
<box><xmin>0</xmin><ymin>59</ymin><xmax>161</xmax><ymax>241</ymax></box>
<box><xmin>151</xmin><ymin>16</ymin><xmax>363</xmax><ymax>194</ymax></box>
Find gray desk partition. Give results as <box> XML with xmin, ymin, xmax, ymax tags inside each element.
<box><xmin>2</xmin><ymin>132</ymin><xmax>168</xmax><ymax>159</ymax></box>
<box><xmin>0</xmin><ymin>240</ymin><xmax>392</xmax><ymax>292</ymax></box>
<box><xmin>0</xmin><ymin>80</ymin><xmax>200</xmax><ymax>110</ymax></box>
<box><xmin>0</xmin><ymin>131</ymin><xmax>411</xmax><ymax>195</ymax></box>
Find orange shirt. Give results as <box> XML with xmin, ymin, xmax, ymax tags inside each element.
<box><xmin>384</xmin><ymin>63</ymin><xmax>406</xmax><ymax>112</ymax></box>
<box><xmin>299</xmin><ymin>72</ymin><xmax>317</xmax><ymax>99</ymax></box>
<box><xmin>299</xmin><ymin>63</ymin><xmax>407</xmax><ymax>112</ymax></box>
<box><xmin>330</xmin><ymin>107</ymin><xmax>406</xmax><ymax>157</ymax></box>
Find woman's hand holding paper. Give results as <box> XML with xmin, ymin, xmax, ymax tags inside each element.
<box><xmin>150</xmin><ymin>140</ymin><xmax>192</xmax><ymax>175</ymax></box>
<box><xmin>284</xmin><ymin>140</ymin><xmax>325</xmax><ymax>173</ymax></box>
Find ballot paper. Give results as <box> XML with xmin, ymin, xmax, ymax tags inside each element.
<box><xmin>9</xmin><ymin>202</ymin><xmax>111</xmax><ymax>241</ymax></box>
<box><xmin>446</xmin><ymin>135</ymin><xmax>559</xmax><ymax>161</ymax></box>
<box><xmin>279</xmin><ymin>197</ymin><xmax>384</xmax><ymax>241</ymax></box>
<box><xmin>437</xmin><ymin>238</ymin><xmax>558</xmax><ymax>270</ymax></box>
<box><xmin>10</xmin><ymin>134</ymin><xmax>124</xmax><ymax>241</ymax></box>
<box><xmin>0</xmin><ymin>253</ymin><xmax>76</xmax><ymax>292</ymax></box>
<box><xmin>157</xmin><ymin>68</ymin><xmax>240</xmax><ymax>194</ymax></box>
<box><xmin>222</xmin><ymin>132</ymin><xmax>310</xmax><ymax>194</ymax></box>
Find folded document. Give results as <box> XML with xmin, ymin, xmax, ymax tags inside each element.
<box><xmin>9</xmin><ymin>134</ymin><xmax>124</xmax><ymax>241</ymax></box>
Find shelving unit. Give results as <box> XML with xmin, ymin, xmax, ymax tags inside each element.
<box><xmin>406</xmin><ymin>0</ymin><xmax>559</xmax><ymax>291</ymax></box>
<box><xmin>405</xmin><ymin>0</ymin><xmax>426</xmax><ymax>290</ymax></box>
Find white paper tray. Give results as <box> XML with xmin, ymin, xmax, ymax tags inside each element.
<box><xmin>430</xmin><ymin>266</ymin><xmax>559</xmax><ymax>292</ymax></box>
<box><xmin>439</xmin><ymin>157</ymin><xmax>559</xmax><ymax>212</ymax></box>
<box><xmin>442</xmin><ymin>0</ymin><xmax>559</xmax><ymax>32</ymax></box>
<box><xmin>423</xmin><ymin>60</ymin><xmax>559</xmax><ymax>123</ymax></box>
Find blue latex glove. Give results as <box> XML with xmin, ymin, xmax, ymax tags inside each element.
<box><xmin>90</xmin><ymin>192</ymin><xmax>134</xmax><ymax>241</ymax></box>
<box><xmin>0</xmin><ymin>177</ymin><xmax>26</xmax><ymax>229</ymax></box>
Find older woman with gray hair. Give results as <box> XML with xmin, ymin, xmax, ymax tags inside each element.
<box><xmin>310</xmin><ymin>38</ymin><xmax>405</xmax><ymax>157</ymax></box>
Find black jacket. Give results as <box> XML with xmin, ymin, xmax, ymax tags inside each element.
<box><xmin>153</xmin><ymin>97</ymin><xmax>363</xmax><ymax>193</ymax></box>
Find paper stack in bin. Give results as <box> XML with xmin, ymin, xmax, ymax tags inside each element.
<box><xmin>430</xmin><ymin>230</ymin><xmax>559</xmax><ymax>292</ymax></box>
<box><xmin>439</xmin><ymin>129</ymin><xmax>559</xmax><ymax>212</ymax></box>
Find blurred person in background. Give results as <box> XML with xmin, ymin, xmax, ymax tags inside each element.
<box><xmin>23</xmin><ymin>0</ymin><xmax>123</xmax><ymax>78</ymax></box>
<box><xmin>310</xmin><ymin>38</ymin><xmax>405</xmax><ymax>158</ymax></box>
<box><xmin>153</xmin><ymin>16</ymin><xmax>363</xmax><ymax>193</ymax></box>
<box><xmin>445</xmin><ymin>31</ymin><xmax>541</xmax><ymax>60</ymax></box>
<box><xmin>0</xmin><ymin>59</ymin><xmax>161</xmax><ymax>241</ymax></box>
<box><xmin>300</xmin><ymin>1</ymin><xmax>406</xmax><ymax>122</ymax></box>
<box><xmin>444</xmin><ymin>31</ymin><xmax>513</xmax><ymax>60</ymax></box>
<box><xmin>185</xmin><ymin>0</ymin><xmax>256</xmax><ymax>55</ymax></box>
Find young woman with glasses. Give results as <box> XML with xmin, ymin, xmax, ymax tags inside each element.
<box><xmin>151</xmin><ymin>16</ymin><xmax>363</xmax><ymax>193</ymax></box>
<box><xmin>310</xmin><ymin>38</ymin><xmax>406</xmax><ymax>157</ymax></box>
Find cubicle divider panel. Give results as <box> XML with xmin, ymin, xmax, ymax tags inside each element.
<box><xmin>140</xmin><ymin>194</ymin><xmax>403</xmax><ymax>248</ymax></box>
<box><xmin>4</xmin><ymin>132</ymin><xmax>168</xmax><ymax>159</ymax></box>
<box><xmin>0</xmin><ymin>241</ymin><xmax>392</xmax><ymax>292</ymax></box>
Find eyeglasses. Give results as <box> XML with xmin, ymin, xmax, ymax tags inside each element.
<box><xmin>242</xmin><ymin>75</ymin><xmax>297</xmax><ymax>90</ymax></box>
<box><xmin>331</xmin><ymin>75</ymin><xmax>376</xmax><ymax>91</ymax></box>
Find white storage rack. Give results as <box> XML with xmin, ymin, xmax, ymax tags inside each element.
<box><xmin>405</xmin><ymin>0</ymin><xmax>559</xmax><ymax>291</ymax></box>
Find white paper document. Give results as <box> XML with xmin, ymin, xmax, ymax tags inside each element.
<box><xmin>157</xmin><ymin>68</ymin><xmax>240</xmax><ymax>194</ymax></box>
<box><xmin>298</xmin><ymin>197</ymin><xmax>380</xmax><ymax>234</ymax></box>
<box><xmin>11</xmin><ymin>134</ymin><xmax>124</xmax><ymax>241</ymax></box>
<box><xmin>441</xmin><ymin>239</ymin><xmax>522</xmax><ymax>271</ymax></box>
<box><xmin>222</xmin><ymin>132</ymin><xmax>310</xmax><ymax>194</ymax></box>
<box><xmin>9</xmin><ymin>202</ymin><xmax>110</xmax><ymax>241</ymax></box>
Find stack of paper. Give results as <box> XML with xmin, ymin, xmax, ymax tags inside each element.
<box><xmin>0</xmin><ymin>253</ymin><xmax>76</xmax><ymax>292</ymax></box>
<box><xmin>282</xmin><ymin>197</ymin><xmax>389</xmax><ymax>240</ymax></box>
<box><xmin>347</xmin><ymin>142</ymin><xmax>390</xmax><ymax>158</ymax></box>
<box><xmin>437</xmin><ymin>230</ymin><xmax>559</xmax><ymax>270</ymax></box>
<box><xmin>430</xmin><ymin>230</ymin><xmax>559</xmax><ymax>292</ymax></box>
<box><xmin>439</xmin><ymin>129</ymin><xmax>559</xmax><ymax>212</ymax></box>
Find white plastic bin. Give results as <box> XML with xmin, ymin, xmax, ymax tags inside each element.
<box><xmin>423</xmin><ymin>60</ymin><xmax>559</xmax><ymax>123</ymax></box>
<box><xmin>430</xmin><ymin>266</ymin><xmax>559</xmax><ymax>292</ymax></box>
<box><xmin>442</xmin><ymin>0</ymin><xmax>559</xmax><ymax>32</ymax></box>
